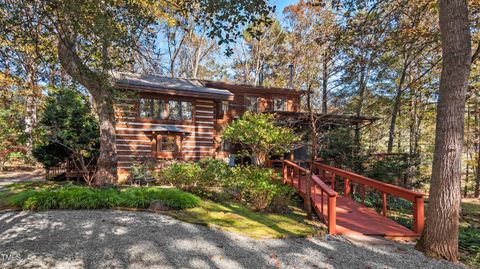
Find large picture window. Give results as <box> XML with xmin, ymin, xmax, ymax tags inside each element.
<box><xmin>139</xmin><ymin>98</ymin><xmax>192</xmax><ymax>120</ymax></box>
<box><xmin>245</xmin><ymin>96</ymin><xmax>259</xmax><ymax>112</ymax></box>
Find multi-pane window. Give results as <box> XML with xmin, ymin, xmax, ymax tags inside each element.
<box><xmin>153</xmin><ymin>99</ymin><xmax>167</xmax><ymax>119</ymax></box>
<box><xmin>139</xmin><ymin>98</ymin><xmax>192</xmax><ymax>120</ymax></box>
<box><xmin>245</xmin><ymin>96</ymin><xmax>259</xmax><ymax>112</ymax></box>
<box><xmin>159</xmin><ymin>135</ymin><xmax>176</xmax><ymax>152</ymax></box>
<box><xmin>274</xmin><ymin>98</ymin><xmax>286</xmax><ymax>111</ymax></box>
<box><xmin>181</xmin><ymin>101</ymin><xmax>192</xmax><ymax>120</ymax></box>
<box><xmin>222</xmin><ymin>101</ymin><xmax>229</xmax><ymax>113</ymax></box>
<box><xmin>139</xmin><ymin>98</ymin><xmax>153</xmax><ymax>118</ymax></box>
<box><xmin>168</xmin><ymin>100</ymin><xmax>182</xmax><ymax>120</ymax></box>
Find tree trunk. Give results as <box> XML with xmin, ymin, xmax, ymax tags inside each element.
<box><xmin>475</xmin><ymin>144</ymin><xmax>480</xmax><ymax>198</ymax></box>
<box><xmin>354</xmin><ymin>64</ymin><xmax>367</xmax><ymax>146</ymax></box>
<box><xmin>305</xmin><ymin>84</ymin><xmax>314</xmax><ymax>219</ymax></box>
<box><xmin>387</xmin><ymin>58</ymin><xmax>409</xmax><ymax>153</ymax></box>
<box><xmin>252</xmin><ymin>151</ymin><xmax>267</xmax><ymax>167</ymax></box>
<box><xmin>464</xmin><ymin>104</ymin><xmax>471</xmax><ymax>197</ymax></box>
<box><xmin>322</xmin><ymin>52</ymin><xmax>329</xmax><ymax>114</ymax></box>
<box><xmin>475</xmin><ymin>101</ymin><xmax>480</xmax><ymax>198</ymax></box>
<box><xmin>24</xmin><ymin>61</ymin><xmax>39</xmax><ymax>149</ymax></box>
<box><xmin>408</xmin><ymin>85</ymin><xmax>419</xmax><ymax>185</ymax></box>
<box><xmin>91</xmin><ymin>88</ymin><xmax>118</xmax><ymax>185</ymax></box>
<box><xmin>416</xmin><ymin>0</ymin><xmax>471</xmax><ymax>261</ymax></box>
<box><xmin>57</xmin><ymin>29</ymin><xmax>118</xmax><ymax>185</ymax></box>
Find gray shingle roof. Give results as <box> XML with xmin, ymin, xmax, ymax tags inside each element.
<box><xmin>112</xmin><ymin>72</ymin><xmax>234</xmax><ymax>100</ymax></box>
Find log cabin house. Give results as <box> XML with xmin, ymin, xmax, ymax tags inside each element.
<box><xmin>111</xmin><ymin>72</ymin><xmax>375</xmax><ymax>181</ymax></box>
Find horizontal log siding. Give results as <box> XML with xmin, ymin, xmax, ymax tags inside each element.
<box><xmin>114</xmin><ymin>96</ymin><xmax>216</xmax><ymax>172</ymax></box>
<box><xmin>185</xmin><ymin>100</ymin><xmax>215</xmax><ymax>161</ymax></box>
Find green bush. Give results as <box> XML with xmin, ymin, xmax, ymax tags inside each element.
<box><xmin>157</xmin><ymin>162</ymin><xmax>203</xmax><ymax>188</ymax></box>
<box><xmin>198</xmin><ymin>158</ymin><xmax>232</xmax><ymax>186</ymax></box>
<box><xmin>158</xmin><ymin>159</ymin><xmax>231</xmax><ymax>189</ymax></box>
<box><xmin>32</xmin><ymin>88</ymin><xmax>99</xmax><ymax>169</ymax></box>
<box><xmin>229</xmin><ymin>166</ymin><xmax>294</xmax><ymax>212</ymax></box>
<box><xmin>129</xmin><ymin>160</ymin><xmax>156</xmax><ymax>185</ymax></box>
<box><xmin>157</xmin><ymin>161</ymin><xmax>294</xmax><ymax>212</ymax></box>
<box><xmin>9</xmin><ymin>186</ymin><xmax>200</xmax><ymax>210</ymax></box>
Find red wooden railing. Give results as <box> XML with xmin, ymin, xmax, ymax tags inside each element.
<box><xmin>280</xmin><ymin>160</ymin><xmax>338</xmax><ymax>234</ymax></box>
<box><xmin>313</xmin><ymin>162</ymin><xmax>425</xmax><ymax>234</ymax></box>
<box><xmin>46</xmin><ymin>162</ymin><xmax>67</xmax><ymax>180</ymax></box>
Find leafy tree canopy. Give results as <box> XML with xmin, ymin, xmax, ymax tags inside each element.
<box><xmin>221</xmin><ymin>112</ymin><xmax>299</xmax><ymax>166</ymax></box>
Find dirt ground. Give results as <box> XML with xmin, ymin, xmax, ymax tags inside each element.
<box><xmin>0</xmin><ymin>168</ymin><xmax>45</xmax><ymax>189</ymax></box>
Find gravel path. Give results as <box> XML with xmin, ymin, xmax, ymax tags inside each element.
<box><xmin>0</xmin><ymin>210</ymin><xmax>465</xmax><ymax>269</ymax></box>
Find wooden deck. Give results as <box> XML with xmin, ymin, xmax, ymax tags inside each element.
<box><xmin>273</xmin><ymin>160</ymin><xmax>424</xmax><ymax>238</ymax></box>
<box><xmin>290</xmin><ymin>176</ymin><xmax>418</xmax><ymax>237</ymax></box>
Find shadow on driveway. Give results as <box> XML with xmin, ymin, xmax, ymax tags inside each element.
<box><xmin>0</xmin><ymin>210</ymin><xmax>466</xmax><ymax>269</ymax></box>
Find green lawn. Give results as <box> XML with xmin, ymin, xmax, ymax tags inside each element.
<box><xmin>0</xmin><ymin>181</ymin><xmax>323</xmax><ymax>239</ymax></box>
<box><xmin>460</xmin><ymin>198</ymin><xmax>480</xmax><ymax>268</ymax></box>
<box><xmin>165</xmin><ymin>199</ymin><xmax>324</xmax><ymax>239</ymax></box>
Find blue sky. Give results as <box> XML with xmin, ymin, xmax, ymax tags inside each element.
<box><xmin>273</xmin><ymin>0</ymin><xmax>299</xmax><ymax>15</ymax></box>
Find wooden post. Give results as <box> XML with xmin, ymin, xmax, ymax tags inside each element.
<box><xmin>321</xmin><ymin>189</ymin><xmax>324</xmax><ymax>220</ymax></box>
<box><xmin>151</xmin><ymin>133</ymin><xmax>158</xmax><ymax>156</ymax></box>
<box><xmin>328</xmin><ymin>195</ymin><xmax>336</xmax><ymax>234</ymax></box>
<box><xmin>382</xmin><ymin>192</ymin><xmax>387</xmax><ymax>217</ymax></box>
<box><xmin>331</xmin><ymin>173</ymin><xmax>335</xmax><ymax>189</ymax></box>
<box><xmin>297</xmin><ymin>168</ymin><xmax>301</xmax><ymax>190</ymax></box>
<box><xmin>290</xmin><ymin>166</ymin><xmax>294</xmax><ymax>185</ymax></box>
<box><xmin>413</xmin><ymin>196</ymin><xmax>425</xmax><ymax>234</ymax></box>
<box><xmin>313</xmin><ymin>182</ymin><xmax>317</xmax><ymax>203</ymax></box>
<box><xmin>344</xmin><ymin>177</ymin><xmax>351</xmax><ymax>197</ymax></box>
<box><xmin>282</xmin><ymin>161</ymin><xmax>287</xmax><ymax>184</ymax></box>
<box><xmin>361</xmin><ymin>185</ymin><xmax>365</xmax><ymax>207</ymax></box>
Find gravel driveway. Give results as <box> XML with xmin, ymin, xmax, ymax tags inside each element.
<box><xmin>0</xmin><ymin>210</ymin><xmax>465</xmax><ymax>269</ymax></box>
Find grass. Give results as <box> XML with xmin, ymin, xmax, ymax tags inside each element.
<box><xmin>164</xmin><ymin>199</ymin><xmax>324</xmax><ymax>239</ymax></box>
<box><xmin>1</xmin><ymin>181</ymin><xmax>322</xmax><ymax>239</ymax></box>
<box><xmin>1</xmin><ymin>181</ymin><xmax>200</xmax><ymax>210</ymax></box>
<box><xmin>460</xmin><ymin>198</ymin><xmax>480</xmax><ymax>268</ymax></box>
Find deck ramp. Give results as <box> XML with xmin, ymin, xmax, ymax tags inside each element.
<box><xmin>274</xmin><ymin>160</ymin><xmax>424</xmax><ymax>238</ymax></box>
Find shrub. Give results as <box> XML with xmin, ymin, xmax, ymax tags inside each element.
<box><xmin>157</xmin><ymin>162</ymin><xmax>203</xmax><ymax>189</ymax></box>
<box><xmin>128</xmin><ymin>160</ymin><xmax>156</xmax><ymax>185</ymax></box>
<box><xmin>9</xmin><ymin>186</ymin><xmax>200</xmax><ymax>210</ymax></box>
<box><xmin>33</xmin><ymin>88</ymin><xmax>99</xmax><ymax>170</ymax></box>
<box><xmin>156</xmin><ymin>161</ymin><xmax>293</xmax><ymax>212</ymax></box>
<box><xmin>198</xmin><ymin>158</ymin><xmax>232</xmax><ymax>187</ymax></box>
<box><xmin>229</xmin><ymin>166</ymin><xmax>294</xmax><ymax>212</ymax></box>
<box><xmin>158</xmin><ymin>159</ymin><xmax>231</xmax><ymax>189</ymax></box>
